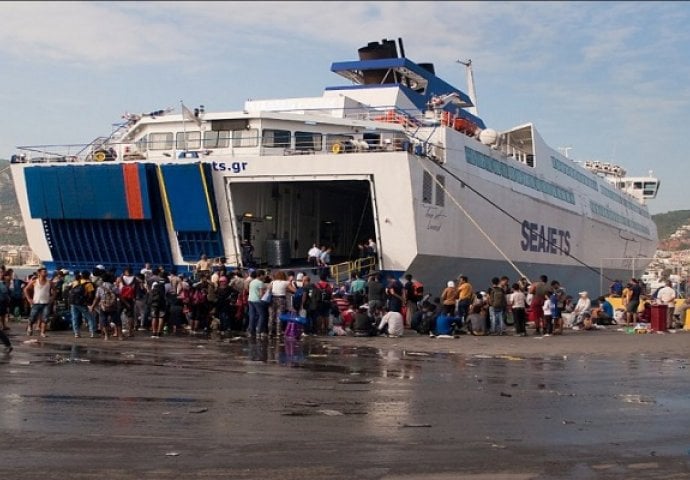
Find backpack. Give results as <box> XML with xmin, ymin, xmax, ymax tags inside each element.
<box><xmin>418</xmin><ymin>315</ymin><xmax>432</xmax><ymax>335</ymax></box>
<box><xmin>191</xmin><ymin>286</ymin><xmax>207</xmax><ymax>305</ymax></box>
<box><xmin>318</xmin><ymin>283</ymin><xmax>332</xmax><ymax>304</ymax></box>
<box><xmin>412</xmin><ymin>281</ymin><xmax>424</xmax><ymax>301</ymax></box>
<box><xmin>100</xmin><ymin>285</ymin><xmax>118</xmax><ymax>312</ymax></box>
<box><xmin>489</xmin><ymin>286</ymin><xmax>506</xmax><ymax>309</ymax></box>
<box><xmin>149</xmin><ymin>281</ymin><xmax>165</xmax><ymax>306</ymax></box>
<box><xmin>120</xmin><ymin>280</ymin><xmax>136</xmax><ymax>301</ymax></box>
<box><xmin>68</xmin><ymin>282</ymin><xmax>88</xmax><ymax>306</ymax></box>
<box><xmin>292</xmin><ymin>286</ymin><xmax>304</xmax><ymax>311</ymax></box>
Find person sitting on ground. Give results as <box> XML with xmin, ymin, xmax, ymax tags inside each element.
<box><xmin>411</xmin><ymin>300</ymin><xmax>436</xmax><ymax>335</ymax></box>
<box><xmin>377</xmin><ymin>307</ymin><xmax>404</xmax><ymax>337</ymax></box>
<box><xmin>592</xmin><ymin>296</ymin><xmax>615</xmax><ymax>325</ymax></box>
<box><xmin>570</xmin><ymin>291</ymin><xmax>592</xmax><ymax>327</ymax></box>
<box><xmin>353</xmin><ymin>305</ymin><xmax>375</xmax><ymax>337</ymax></box>
<box><xmin>466</xmin><ymin>304</ymin><xmax>486</xmax><ymax>336</ymax></box>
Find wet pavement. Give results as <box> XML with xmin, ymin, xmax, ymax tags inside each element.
<box><xmin>2</xmin><ymin>328</ymin><xmax>690</xmax><ymax>479</ymax></box>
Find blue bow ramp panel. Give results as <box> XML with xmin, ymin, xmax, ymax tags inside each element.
<box><xmin>157</xmin><ymin>163</ymin><xmax>224</xmax><ymax>260</ymax></box>
<box><xmin>24</xmin><ymin>164</ymin><xmax>152</xmax><ymax>220</ymax></box>
<box><xmin>25</xmin><ymin>164</ymin><xmax>173</xmax><ymax>272</ymax></box>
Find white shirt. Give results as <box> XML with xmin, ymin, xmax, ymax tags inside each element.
<box><xmin>32</xmin><ymin>278</ymin><xmax>52</xmax><ymax>304</ymax></box>
<box><xmin>308</xmin><ymin>246</ymin><xmax>321</xmax><ymax>259</ymax></box>
<box><xmin>573</xmin><ymin>297</ymin><xmax>591</xmax><ymax>315</ymax></box>
<box><xmin>657</xmin><ymin>286</ymin><xmax>676</xmax><ymax>305</ymax></box>
<box><xmin>510</xmin><ymin>291</ymin><xmax>526</xmax><ymax>309</ymax></box>
<box><xmin>270</xmin><ymin>279</ymin><xmax>290</xmax><ymax>296</ymax></box>
<box><xmin>378</xmin><ymin>311</ymin><xmax>404</xmax><ymax>337</ymax></box>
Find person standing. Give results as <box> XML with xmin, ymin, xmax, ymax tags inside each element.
<box><xmin>307</xmin><ymin>244</ymin><xmax>321</xmax><ymax>273</ymax></box>
<box><xmin>247</xmin><ymin>269</ymin><xmax>266</xmax><ymax>338</ymax></box>
<box><xmin>510</xmin><ymin>283</ymin><xmax>527</xmax><ymax>336</ymax></box>
<box><xmin>24</xmin><ymin>267</ymin><xmax>54</xmax><ymax>338</ymax></box>
<box><xmin>68</xmin><ymin>272</ymin><xmax>96</xmax><ymax>338</ymax></box>
<box><xmin>0</xmin><ymin>271</ymin><xmax>11</xmax><ymax>332</ymax></box>
<box><xmin>456</xmin><ymin>276</ymin><xmax>473</xmax><ymax>325</ymax></box>
<box><xmin>385</xmin><ymin>274</ymin><xmax>404</xmax><ymax>314</ymax></box>
<box><xmin>487</xmin><ymin>277</ymin><xmax>507</xmax><ymax>335</ymax></box>
<box><xmin>656</xmin><ymin>280</ymin><xmax>677</xmax><ymax>329</ymax></box>
<box><xmin>402</xmin><ymin>274</ymin><xmax>418</xmax><ymax>328</ymax></box>
<box><xmin>529</xmin><ymin>275</ymin><xmax>548</xmax><ymax>334</ymax></box>
<box><xmin>440</xmin><ymin>281</ymin><xmax>457</xmax><ymax>316</ymax></box>
<box><xmin>625</xmin><ymin>278</ymin><xmax>642</xmax><ymax>326</ymax></box>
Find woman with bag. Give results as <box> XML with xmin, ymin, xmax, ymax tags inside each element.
<box><xmin>266</xmin><ymin>271</ymin><xmax>294</xmax><ymax>338</ymax></box>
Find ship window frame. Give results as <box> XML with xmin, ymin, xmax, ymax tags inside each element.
<box><xmin>295</xmin><ymin>131</ymin><xmax>323</xmax><ymax>151</ymax></box>
<box><xmin>148</xmin><ymin>132</ymin><xmax>174</xmax><ymax>150</ymax></box>
<box><xmin>232</xmin><ymin>128</ymin><xmax>259</xmax><ymax>148</ymax></box>
<box><xmin>203</xmin><ymin>130</ymin><xmax>231</xmax><ymax>149</ymax></box>
<box><xmin>422</xmin><ymin>171</ymin><xmax>433</xmax><ymax>204</ymax></box>
<box><xmin>435</xmin><ymin>174</ymin><xmax>445</xmax><ymax>207</ymax></box>
<box><xmin>176</xmin><ymin>131</ymin><xmax>201</xmax><ymax>150</ymax></box>
<box><xmin>262</xmin><ymin>129</ymin><xmax>291</xmax><ymax>148</ymax></box>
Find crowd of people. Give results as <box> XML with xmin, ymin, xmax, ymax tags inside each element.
<box><xmin>3</xmin><ymin>259</ymin><xmax>688</xmax><ymax>355</ymax></box>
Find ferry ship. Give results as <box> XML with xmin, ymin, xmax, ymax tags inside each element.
<box><xmin>9</xmin><ymin>38</ymin><xmax>659</xmax><ymax>295</ymax></box>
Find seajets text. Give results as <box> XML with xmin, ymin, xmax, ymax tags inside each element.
<box><xmin>212</xmin><ymin>161</ymin><xmax>248</xmax><ymax>173</ymax></box>
<box><xmin>520</xmin><ymin>220</ymin><xmax>571</xmax><ymax>255</ymax></box>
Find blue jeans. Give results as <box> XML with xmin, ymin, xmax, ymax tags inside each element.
<box><xmin>70</xmin><ymin>304</ymin><xmax>95</xmax><ymax>335</ymax></box>
<box><xmin>248</xmin><ymin>301</ymin><xmax>267</xmax><ymax>336</ymax></box>
<box><xmin>489</xmin><ymin>307</ymin><xmax>505</xmax><ymax>334</ymax></box>
<box><xmin>28</xmin><ymin>303</ymin><xmax>50</xmax><ymax>326</ymax></box>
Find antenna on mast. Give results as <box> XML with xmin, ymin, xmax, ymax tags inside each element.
<box><xmin>457</xmin><ymin>59</ymin><xmax>478</xmax><ymax>116</ymax></box>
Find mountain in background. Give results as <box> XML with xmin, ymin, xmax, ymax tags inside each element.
<box><xmin>1</xmin><ymin>158</ymin><xmax>689</xmax><ymax>251</ymax></box>
<box><xmin>0</xmin><ymin>159</ymin><xmax>27</xmax><ymax>245</ymax></box>
<box><xmin>652</xmin><ymin>209</ymin><xmax>690</xmax><ymax>251</ymax></box>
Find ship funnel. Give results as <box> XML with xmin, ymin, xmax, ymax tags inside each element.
<box><xmin>358</xmin><ymin>39</ymin><xmax>399</xmax><ymax>84</ymax></box>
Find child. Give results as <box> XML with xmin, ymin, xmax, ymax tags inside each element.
<box><xmin>542</xmin><ymin>293</ymin><xmax>553</xmax><ymax>336</ymax></box>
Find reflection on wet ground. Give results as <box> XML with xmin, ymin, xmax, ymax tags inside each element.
<box><xmin>2</xmin><ymin>334</ymin><xmax>690</xmax><ymax>479</ymax></box>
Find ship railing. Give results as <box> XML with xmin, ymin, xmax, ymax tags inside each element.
<box><xmin>329</xmin><ymin>256</ymin><xmax>377</xmax><ymax>284</ymax></box>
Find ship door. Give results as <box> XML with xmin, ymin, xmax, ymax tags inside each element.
<box><xmin>242</xmin><ymin>221</ymin><xmax>252</xmax><ymax>242</ymax></box>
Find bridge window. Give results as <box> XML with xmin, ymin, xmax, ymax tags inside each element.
<box><xmin>295</xmin><ymin>131</ymin><xmax>323</xmax><ymax>151</ymax></box>
<box><xmin>233</xmin><ymin>128</ymin><xmax>259</xmax><ymax>148</ymax></box>
<box><xmin>148</xmin><ymin>132</ymin><xmax>173</xmax><ymax>150</ymax></box>
<box><xmin>262</xmin><ymin>129</ymin><xmax>291</xmax><ymax>148</ymax></box>
<box><xmin>203</xmin><ymin>130</ymin><xmax>230</xmax><ymax>149</ymax></box>
<box><xmin>176</xmin><ymin>131</ymin><xmax>201</xmax><ymax>150</ymax></box>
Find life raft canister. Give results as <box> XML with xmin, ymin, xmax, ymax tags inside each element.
<box><xmin>94</xmin><ymin>150</ymin><xmax>107</xmax><ymax>162</ymax></box>
<box><xmin>332</xmin><ymin>143</ymin><xmax>342</xmax><ymax>154</ymax></box>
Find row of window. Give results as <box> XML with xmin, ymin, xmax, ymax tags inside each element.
<box><xmin>422</xmin><ymin>171</ymin><xmax>445</xmax><ymax>206</ymax></box>
<box><xmin>599</xmin><ymin>185</ymin><xmax>649</xmax><ymax>218</ymax></box>
<box><xmin>551</xmin><ymin>156</ymin><xmax>598</xmax><ymax>191</ymax></box>
<box><xmin>135</xmin><ymin>129</ymin><xmax>404</xmax><ymax>153</ymax></box>
<box><xmin>466</xmin><ymin>147</ymin><xmax>575</xmax><ymax>204</ymax></box>
<box><xmin>590</xmin><ymin>201</ymin><xmax>650</xmax><ymax>236</ymax></box>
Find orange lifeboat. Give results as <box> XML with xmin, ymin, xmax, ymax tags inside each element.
<box><xmin>453</xmin><ymin>117</ymin><xmax>478</xmax><ymax>136</ymax></box>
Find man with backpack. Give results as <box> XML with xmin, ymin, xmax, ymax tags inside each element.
<box><xmin>91</xmin><ymin>272</ymin><xmax>121</xmax><ymax>340</ymax></box>
<box><xmin>403</xmin><ymin>273</ymin><xmax>422</xmax><ymax>328</ymax></box>
<box><xmin>67</xmin><ymin>271</ymin><xmax>96</xmax><ymax>338</ymax></box>
<box><xmin>487</xmin><ymin>276</ymin><xmax>507</xmax><ymax>335</ymax></box>
<box><xmin>314</xmin><ymin>273</ymin><xmax>333</xmax><ymax>335</ymax></box>
<box><xmin>117</xmin><ymin>267</ymin><xmax>139</xmax><ymax>337</ymax></box>
<box><xmin>147</xmin><ymin>271</ymin><xmax>167</xmax><ymax>338</ymax></box>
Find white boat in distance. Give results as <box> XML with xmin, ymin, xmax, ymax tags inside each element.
<box><xmin>10</xmin><ymin>37</ymin><xmax>659</xmax><ymax>295</ymax></box>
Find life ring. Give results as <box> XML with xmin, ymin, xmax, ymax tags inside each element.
<box><xmin>94</xmin><ymin>150</ymin><xmax>107</xmax><ymax>162</ymax></box>
<box><xmin>332</xmin><ymin>143</ymin><xmax>342</xmax><ymax>154</ymax></box>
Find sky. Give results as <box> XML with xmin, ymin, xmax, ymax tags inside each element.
<box><xmin>0</xmin><ymin>1</ymin><xmax>688</xmax><ymax>215</ymax></box>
